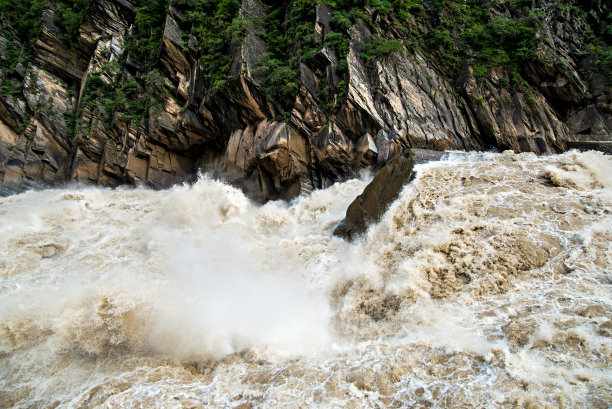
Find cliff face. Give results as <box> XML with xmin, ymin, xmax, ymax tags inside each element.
<box><xmin>0</xmin><ymin>0</ymin><xmax>610</xmax><ymax>199</ymax></box>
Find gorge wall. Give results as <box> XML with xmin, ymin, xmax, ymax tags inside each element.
<box><xmin>0</xmin><ymin>0</ymin><xmax>610</xmax><ymax>200</ymax></box>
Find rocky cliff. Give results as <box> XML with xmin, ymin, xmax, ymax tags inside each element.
<box><xmin>0</xmin><ymin>0</ymin><xmax>610</xmax><ymax>199</ymax></box>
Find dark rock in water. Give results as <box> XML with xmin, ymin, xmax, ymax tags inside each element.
<box><xmin>334</xmin><ymin>150</ymin><xmax>415</xmax><ymax>240</ymax></box>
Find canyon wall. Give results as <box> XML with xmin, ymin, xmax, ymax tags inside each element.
<box><xmin>0</xmin><ymin>0</ymin><xmax>610</xmax><ymax>199</ymax></box>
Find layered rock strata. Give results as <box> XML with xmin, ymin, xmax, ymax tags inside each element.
<box><xmin>0</xmin><ymin>0</ymin><xmax>610</xmax><ymax>199</ymax></box>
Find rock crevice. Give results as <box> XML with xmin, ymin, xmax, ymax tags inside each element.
<box><xmin>0</xmin><ymin>0</ymin><xmax>610</xmax><ymax>198</ymax></box>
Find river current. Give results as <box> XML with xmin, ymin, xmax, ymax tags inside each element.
<box><xmin>0</xmin><ymin>150</ymin><xmax>610</xmax><ymax>408</ymax></box>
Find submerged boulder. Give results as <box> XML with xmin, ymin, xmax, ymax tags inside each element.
<box><xmin>334</xmin><ymin>149</ymin><xmax>415</xmax><ymax>240</ymax></box>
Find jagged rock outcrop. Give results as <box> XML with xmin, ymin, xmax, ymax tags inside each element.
<box><xmin>334</xmin><ymin>149</ymin><xmax>416</xmax><ymax>240</ymax></box>
<box><xmin>0</xmin><ymin>0</ymin><xmax>610</xmax><ymax>198</ymax></box>
<box><xmin>457</xmin><ymin>64</ymin><xmax>569</xmax><ymax>153</ymax></box>
<box><xmin>225</xmin><ymin>119</ymin><xmax>304</xmax><ymax>200</ymax></box>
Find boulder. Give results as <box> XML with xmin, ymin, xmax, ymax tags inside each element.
<box><xmin>334</xmin><ymin>150</ymin><xmax>415</xmax><ymax>240</ymax></box>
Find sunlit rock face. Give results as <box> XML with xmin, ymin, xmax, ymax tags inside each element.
<box><xmin>0</xmin><ymin>0</ymin><xmax>610</xmax><ymax>199</ymax></box>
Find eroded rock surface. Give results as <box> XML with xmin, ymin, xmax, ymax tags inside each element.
<box><xmin>0</xmin><ymin>0</ymin><xmax>610</xmax><ymax>199</ymax></box>
<box><xmin>334</xmin><ymin>150</ymin><xmax>416</xmax><ymax>240</ymax></box>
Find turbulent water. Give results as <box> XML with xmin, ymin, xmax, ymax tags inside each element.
<box><xmin>0</xmin><ymin>150</ymin><xmax>611</xmax><ymax>408</ymax></box>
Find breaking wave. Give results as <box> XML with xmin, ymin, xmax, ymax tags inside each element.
<box><xmin>0</xmin><ymin>150</ymin><xmax>610</xmax><ymax>408</ymax></box>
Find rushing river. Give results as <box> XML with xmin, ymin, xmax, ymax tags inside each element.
<box><xmin>0</xmin><ymin>150</ymin><xmax>610</xmax><ymax>408</ymax></box>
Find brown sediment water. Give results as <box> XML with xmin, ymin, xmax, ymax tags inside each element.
<box><xmin>0</xmin><ymin>150</ymin><xmax>610</xmax><ymax>408</ymax></box>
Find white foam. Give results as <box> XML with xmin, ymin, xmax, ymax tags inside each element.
<box><xmin>1</xmin><ymin>151</ymin><xmax>611</xmax><ymax>408</ymax></box>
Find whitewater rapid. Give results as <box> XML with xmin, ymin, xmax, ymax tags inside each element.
<box><xmin>0</xmin><ymin>150</ymin><xmax>610</xmax><ymax>408</ymax></box>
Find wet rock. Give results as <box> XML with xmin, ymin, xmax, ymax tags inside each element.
<box><xmin>38</xmin><ymin>243</ymin><xmax>65</xmax><ymax>258</ymax></box>
<box><xmin>568</xmin><ymin>106</ymin><xmax>609</xmax><ymax>137</ymax></box>
<box><xmin>334</xmin><ymin>150</ymin><xmax>415</xmax><ymax>240</ymax></box>
<box><xmin>224</xmin><ymin>119</ymin><xmax>305</xmax><ymax>201</ymax></box>
<box><xmin>566</xmin><ymin>141</ymin><xmax>612</xmax><ymax>154</ymax></box>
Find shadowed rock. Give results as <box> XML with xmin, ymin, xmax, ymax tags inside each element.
<box><xmin>334</xmin><ymin>150</ymin><xmax>415</xmax><ymax>240</ymax></box>
<box><xmin>1</xmin><ymin>0</ymin><xmax>611</xmax><ymax>198</ymax></box>
<box><xmin>566</xmin><ymin>140</ymin><xmax>612</xmax><ymax>154</ymax></box>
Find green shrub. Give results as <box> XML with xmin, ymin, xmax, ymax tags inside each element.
<box><xmin>127</xmin><ymin>0</ymin><xmax>170</xmax><ymax>69</ymax></box>
<box><xmin>361</xmin><ymin>38</ymin><xmax>404</xmax><ymax>63</ymax></box>
<box><xmin>55</xmin><ymin>0</ymin><xmax>93</xmax><ymax>41</ymax></box>
<box><xmin>172</xmin><ymin>0</ymin><xmax>243</xmax><ymax>94</ymax></box>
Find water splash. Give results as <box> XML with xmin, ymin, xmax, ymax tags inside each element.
<box><xmin>0</xmin><ymin>151</ymin><xmax>610</xmax><ymax>408</ymax></box>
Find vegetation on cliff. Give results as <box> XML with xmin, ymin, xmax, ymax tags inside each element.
<box><xmin>206</xmin><ymin>0</ymin><xmax>608</xmax><ymax>111</ymax></box>
<box><xmin>1</xmin><ymin>0</ymin><xmax>609</xmax><ymax>113</ymax></box>
<box><xmin>0</xmin><ymin>0</ymin><xmax>172</xmax><ymax>138</ymax></box>
<box><xmin>0</xmin><ymin>0</ymin><xmax>610</xmax><ymax>196</ymax></box>
<box><xmin>173</xmin><ymin>0</ymin><xmax>244</xmax><ymax>92</ymax></box>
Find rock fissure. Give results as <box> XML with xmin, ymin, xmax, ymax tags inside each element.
<box><xmin>0</xmin><ymin>0</ymin><xmax>610</xmax><ymax>198</ymax></box>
